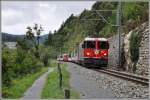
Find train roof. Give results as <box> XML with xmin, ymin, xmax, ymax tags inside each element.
<box><xmin>84</xmin><ymin>37</ymin><xmax>108</xmax><ymax>41</ymax></box>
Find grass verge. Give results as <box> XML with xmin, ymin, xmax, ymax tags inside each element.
<box><xmin>2</xmin><ymin>67</ymin><xmax>48</xmax><ymax>99</ymax></box>
<box><xmin>41</xmin><ymin>62</ymin><xmax>79</xmax><ymax>99</ymax></box>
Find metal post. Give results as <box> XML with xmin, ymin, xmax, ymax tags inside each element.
<box><xmin>58</xmin><ymin>62</ymin><xmax>62</xmax><ymax>88</ymax></box>
<box><xmin>117</xmin><ymin>2</ymin><xmax>122</xmax><ymax>69</ymax></box>
<box><xmin>37</xmin><ymin>36</ymin><xmax>40</xmax><ymax>47</ymax></box>
<box><xmin>60</xmin><ymin>47</ymin><xmax>62</xmax><ymax>56</ymax></box>
<box><xmin>149</xmin><ymin>2</ymin><xmax>150</xmax><ymax>99</ymax></box>
<box><xmin>76</xmin><ymin>43</ymin><xmax>79</xmax><ymax>60</ymax></box>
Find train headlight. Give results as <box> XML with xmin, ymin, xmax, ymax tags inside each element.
<box><xmin>100</xmin><ymin>50</ymin><xmax>108</xmax><ymax>56</ymax></box>
<box><xmin>87</xmin><ymin>52</ymin><xmax>90</xmax><ymax>56</ymax></box>
<box><xmin>104</xmin><ymin>53</ymin><xmax>107</xmax><ymax>56</ymax></box>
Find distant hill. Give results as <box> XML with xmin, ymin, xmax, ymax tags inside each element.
<box><xmin>2</xmin><ymin>32</ymin><xmax>25</xmax><ymax>42</ymax></box>
<box><xmin>2</xmin><ymin>32</ymin><xmax>48</xmax><ymax>43</ymax></box>
<box><xmin>39</xmin><ymin>34</ymin><xmax>48</xmax><ymax>43</ymax></box>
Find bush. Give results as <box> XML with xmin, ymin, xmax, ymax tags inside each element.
<box><xmin>16</xmin><ymin>47</ymin><xmax>26</xmax><ymax>64</ymax></box>
<box><xmin>2</xmin><ymin>46</ymin><xmax>44</xmax><ymax>87</ymax></box>
<box><xmin>2</xmin><ymin>87</ymin><xmax>13</xmax><ymax>98</ymax></box>
<box><xmin>129</xmin><ymin>31</ymin><xmax>142</xmax><ymax>62</ymax></box>
<box><xmin>2</xmin><ymin>48</ymin><xmax>16</xmax><ymax>86</ymax></box>
<box><xmin>39</xmin><ymin>45</ymin><xmax>52</xmax><ymax>66</ymax></box>
<box><xmin>34</xmin><ymin>61</ymin><xmax>44</xmax><ymax>72</ymax></box>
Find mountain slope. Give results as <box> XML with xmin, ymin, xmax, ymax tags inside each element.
<box><xmin>2</xmin><ymin>32</ymin><xmax>48</xmax><ymax>43</ymax></box>
<box><xmin>45</xmin><ymin>2</ymin><xmax>148</xmax><ymax>54</ymax></box>
<box><xmin>2</xmin><ymin>32</ymin><xmax>25</xmax><ymax>42</ymax></box>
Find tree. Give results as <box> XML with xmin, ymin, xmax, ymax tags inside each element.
<box><xmin>26</xmin><ymin>23</ymin><xmax>44</xmax><ymax>50</ymax></box>
<box><xmin>44</xmin><ymin>31</ymin><xmax>53</xmax><ymax>45</ymax></box>
<box><xmin>26</xmin><ymin>24</ymin><xmax>44</xmax><ymax>58</ymax></box>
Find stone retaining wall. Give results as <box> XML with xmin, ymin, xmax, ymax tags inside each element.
<box><xmin>136</xmin><ymin>25</ymin><xmax>149</xmax><ymax>76</ymax></box>
<box><xmin>108</xmin><ymin>22</ymin><xmax>149</xmax><ymax>76</ymax></box>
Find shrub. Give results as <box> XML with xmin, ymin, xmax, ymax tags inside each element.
<box><xmin>2</xmin><ymin>46</ymin><xmax>44</xmax><ymax>87</ymax></box>
<box><xmin>2</xmin><ymin>48</ymin><xmax>16</xmax><ymax>86</ymax></box>
<box><xmin>39</xmin><ymin>45</ymin><xmax>51</xmax><ymax>66</ymax></box>
<box><xmin>129</xmin><ymin>31</ymin><xmax>142</xmax><ymax>62</ymax></box>
<box><xmin>2</xmin><ymin>87</ymin><xmax>13</xmax><ymax>98</ymax></box>
<box><xmin>16</xmin><ymin>47</ymin><xmax>26</xmax><ymax>64</ymax></box>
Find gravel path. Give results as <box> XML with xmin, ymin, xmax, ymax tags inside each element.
<box><xmin>67</xmin><ymin>62</ymin><xmax>115</xmax><ymax>99</ymax></box>
<box><xmin>22</xmin><ymin>68</ymin><xmax>54</xmax><ymax>99</ymax></box>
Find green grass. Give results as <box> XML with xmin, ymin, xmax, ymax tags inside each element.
<box><xmin>41</xmin><ymin>63</ymin><xmax>79</xmax><ymax>99</ymax></box>
<box><xmin>2</xmin><ymin>67</ymin><xmax>48</xmax><ymax>99</ymax></box>
<box><xmin>49</xmin><ymin>59</ymin><xmax>58</xmax><ymax>67</ymax></box>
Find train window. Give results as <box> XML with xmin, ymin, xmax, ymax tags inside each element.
<box><xmin>83</xmin><ymin>41</ymin><xmax>96</xmax><ymax>48</ymax></box>
<box><xmin>98</xmin><ymin>41</ymin><xmax>109</xmax><ymax>49</ymax></box>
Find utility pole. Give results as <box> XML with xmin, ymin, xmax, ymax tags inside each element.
<box><xmin>76</xmin><ymin>43</ymin><xmax>79</xmax><ymax>60</ymax></box>
<box><xmin>117</xmin><ymin>2</ymin><xmax>122</xmax><ymax>69</ymax></box>
<box><xmin>60</xmin><ymin>48</ymin><xmax>62</xmax><ymax>56</ymax></box>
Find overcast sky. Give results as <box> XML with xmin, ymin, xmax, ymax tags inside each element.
<box><xmin>2</xmin><ymin>1</ymin><xmax>95</xmax><ymax>35</ymax></box>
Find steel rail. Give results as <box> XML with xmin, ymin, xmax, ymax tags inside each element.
<box><xmin>61</xmin><ymin>61</ymin><xmax>149</xmax><ymax>86</ymax></box>
<box><xmin>94</xmin><ymin>69</ymin><xmax>149</xmax><ymax>86</ymax></box>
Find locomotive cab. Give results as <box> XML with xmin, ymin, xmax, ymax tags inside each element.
<box><xmin>63</xmin><ymin>54</ymin><xmax>69</xmax><ymax>62</ymax></box>
<box><xmin>79</xmin><ymin>37</ymin><xmax>109</xmax><ymax>67</ymax></box>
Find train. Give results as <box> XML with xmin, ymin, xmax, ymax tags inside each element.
<box><xmin>57</xmin><ymin>37</ymin><xmax>109</xmax><ymax>68</ymax></box>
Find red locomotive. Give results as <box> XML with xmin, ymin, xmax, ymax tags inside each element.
<box><xmin>63</xmin><ymin>54</ymin><xmax>69</xmax><ymax>62</ymax></box>
<box><xmin>77</xmin><ymin>37</ymin><xmax>109</xmax><ymax>67</ymax></box>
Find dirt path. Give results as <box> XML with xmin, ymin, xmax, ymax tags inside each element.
<box><xmin>22</xmin><ymin>68</ymin><xmax>54</xmax><ymax>99</ymax></box>
<box><xmin>67</xmin><ymin>62</ymin><xmax>115</xmax><ymax>99</ymax></box>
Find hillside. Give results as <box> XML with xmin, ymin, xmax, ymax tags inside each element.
<box><xmin>45</xmin><ymin>2</ymin><xmax>148</xmax><ymax>55</ymax></box>
<box><xmin>2</xmin><ymin>32</ymin><xmax>25</xmax><ymax>42</ymax></box>
<box><xmin>2</xmin><ymin>32</ymin><xmax>48</xmax><ymax>43</ymax></box>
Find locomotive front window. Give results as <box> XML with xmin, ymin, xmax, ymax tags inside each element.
<box><xmin>98</xmin><ymin>41</ymin><xmax>109</xmax><ymax>49</ymax></box>
<box><xmin>82</xmin><ymin>41</ymin><xmax>96</xmax><ymax>48</ymax></box>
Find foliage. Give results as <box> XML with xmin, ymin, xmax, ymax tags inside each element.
<box><xmin>123</xmin><ymin>2</ymin><xmax>148</xmax><ymax>22</ymax></box>
<box><xmin>2</xmin><ymin>41</ymin><xmax>52</xmax><ymax>98</ymax></box>
<box><xmin>2</xmin><ymin>48</ymin><xmax>43</xmax><ymax>86</ymax></box>
<box><xmin>44</xmin><ymin>31</ymin><xmax>53</xmax><ymax>46</ymax></box>
<box><xmin>39</xmin><ymin>45</ymin><xmax>51</xmax><ymax>66</ymax></box>
<box><xmin>129</xmin><ymin>31</ymin><xmax>142</xmax><ymax>62</ymax></box>
<box><xmin>123</xmin><ymin>2</ymin><xmax>148</xmax><ymax>32</ymax></box>
<box><xmin>2</xmin><ymin>24</ymin><xmax>50</xmax><ymax>98</ymax></box>
<box><xmin>2</xmin><ymin>48</ymin><xmax>17</xmax><ymax>86</ymax></box>
<box><xmin>129</xmin><ymin>31</ymin><xmax>142</xmax><ymax>72</ymax></box>
<box><xmin>26</xmin><ymin>24</ymin><xmax>44</xmax><ymax>58</ymax></box>
<box><xmin>44</xmin><ymin>2</ymin><xmax>148</xmax><ymax>54</ymax></box>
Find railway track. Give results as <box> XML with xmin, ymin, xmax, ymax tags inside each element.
<box><xmin>62</xmin><ymin>61</ymin><xmax>149</xmax><ymax>86</ymax></box>
<box><xmin>93</xmin><ymin>68</ymin><xmax>149</xmax><ymax>86</ymax></box>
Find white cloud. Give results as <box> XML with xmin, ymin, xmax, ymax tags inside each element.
<box><xmin>2</xmin><ymin>1</ymin><xmax>95</xmax><ymax>35</ymax></box>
